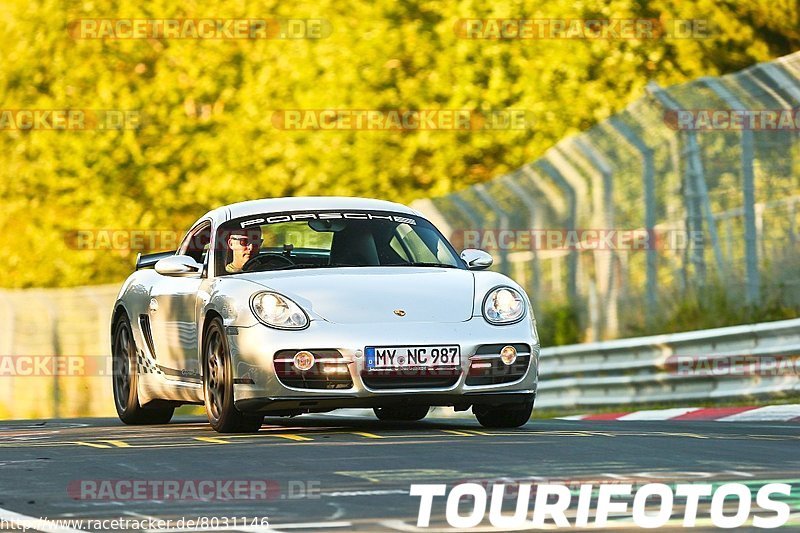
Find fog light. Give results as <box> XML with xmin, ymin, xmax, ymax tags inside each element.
<box><xmin>293</xmin><ymin>351</ymin><xmax>315</xmax><ymax>371</ymax></box>
<box><xmin>500</xmin><ymin>345</ymin><xmax>517</xmax><ymax>365</ymax></box>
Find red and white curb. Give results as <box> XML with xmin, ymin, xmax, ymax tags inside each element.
<box><xmin>558</xmin><ymin>404</ymin><xmax>800</xmax><ymax>422</ymax></box>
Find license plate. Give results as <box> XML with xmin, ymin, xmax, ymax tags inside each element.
<box><xmin>365</xmin><ymin>345</ymin><xmax>461</xmax><ymax>369</ymax></box>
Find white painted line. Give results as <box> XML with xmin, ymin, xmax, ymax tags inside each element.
<box><xmin>325</xmin><ymin>489</ymin><xmax>408</xmax><ymax>497</ymax></box>
<box><xmin>0</xmin><ymin>506</ymin><xmax>86</xmax><ymax>533</ymax></box>
<box><xmin>617</xmin><ymin>407</ymin><xmax>700</xmax><ymax>421</ymax></box>
<box><xmin>719</xmin><ymin>403</ymin><xmax>800</xmax><ymax>422</ymax></box>
<box><xmin>144</xmin><ymin>527</ymin><xmax>257</xmax><ymax>532</ymax></box>
<box><xmin>268</xmin><ymin>523</ymin><xmax>352</xmax><ymax>529</ymax></box>
<box><xmin>380</xmin><ymin>519</ymin><xmax>536</xmax><ymax>531</ymax></box>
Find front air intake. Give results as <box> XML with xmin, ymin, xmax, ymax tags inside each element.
<box><xmin>465</xmin><ymin>343</ymin><xmax>531</xmax><ymax>386</ymax></box>
<box><xmin>273</xmin><ymin>349</ymin><xmax>353</xmax><ymax>390</ymax></box>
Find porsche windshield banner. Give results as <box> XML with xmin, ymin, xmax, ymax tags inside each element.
<box><xmin>239</xmin><ymin>211</ymin><xmax>418</xmax><ymax>228</ymax></box>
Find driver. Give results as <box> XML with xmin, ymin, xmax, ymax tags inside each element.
<box><xmin>225</xmin><ymin>226</ymin><xmax>263</xmax><ymax>273</ymax></box>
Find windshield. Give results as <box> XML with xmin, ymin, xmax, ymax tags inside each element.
<box><xmin>216</xmin><ymin>210</ymin><xmax>464</xmax><ymax>275</ymax></box>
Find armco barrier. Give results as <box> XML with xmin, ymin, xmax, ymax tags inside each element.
<box><xmin>537</xmin><ymin>317</ymin><xmax>800</xmax><ymax>409</ymax></box>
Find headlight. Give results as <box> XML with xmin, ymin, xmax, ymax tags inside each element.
<box><xmin>250</xmin><ymin>291</ymin><xmax>309</xmax><ymax>330</ymax></box>
<box><xmin>483</xmin><ymin>287</ymin><xmax>525</xmax><ymax>325</ymax></box>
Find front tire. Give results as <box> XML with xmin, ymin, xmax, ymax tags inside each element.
<box><xmin>203</xmin><ymin>318</ymin><xmax>263</xmax><ymax>433</ymax></box>
<box><xmin>373</xmin><ymin>405</ymin><xmax>430</xmax><ymax>422</ymax></box>
<box><xmin>112</xmin><ymin>315</ymin><xmax>174</xmax><ymax>425</ymax></box>
<box><xmin>474</xmin><ymin>398</ymin><xmax>534</xmax><ymax>428</ymax></box>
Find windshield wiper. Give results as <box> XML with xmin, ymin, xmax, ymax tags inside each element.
<box><xmin>268</xmin><ymin>262</ymin><xmax>460</xmax><ymax>270</ymax></box>
<box><xmin>272</xmin><ymin>263</ymin><xmax>338</xmax><ymax>270</ymax></box>
<box><xmin>390</xmin><ymin>262</ymin><xmax>459</xmax><ymax>269</ymax></box>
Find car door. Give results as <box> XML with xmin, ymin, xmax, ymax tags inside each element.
<box><xmin>147</xmin><ymin>221</ymin><xmax>211</xmax><ymax>380</ymax></box>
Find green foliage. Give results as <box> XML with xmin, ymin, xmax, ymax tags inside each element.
<box><xmin>622</xmin><ymin>274</ymin><xmax>800</xmax><ymax>339</ymax></box>
<box><xmin>537</xmin><ymin>301</ymin><xmax>582</xmax><ymax>347</ymax></box>
<box><xmin>1</xmin><ymin>0</ymin><xmax>798</xmax><ymax>287</ymax></box>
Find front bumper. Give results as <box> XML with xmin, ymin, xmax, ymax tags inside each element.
<box><xmin>227</xmin><ymin>316</ymin><xmax>539</xmax><ymax>414</ymax></box>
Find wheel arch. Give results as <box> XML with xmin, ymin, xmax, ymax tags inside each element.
<box><xmin>199</xmin><ymin>309</ymin><xmax>225</xmax><ymax>360</ymax></box>
<box><xmin>111</xmin><ymin>303</ymin><xmax>130</xmax><ymax>338</ymax></box>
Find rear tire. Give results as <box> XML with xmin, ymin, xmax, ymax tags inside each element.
<box><xmin>112</xmin><ymin>315</ymin><xmax>174</xmax><ymax>425</ymax></box>
<box><xmin>373</xmin><ymin>405</ymin><xmax>430</xmax><ymax>422</ymax></box>
<box><xmin>203</xmin><ymin>318</ymin><xmax>263</xmax><ymax>433</ymax></box>
<box><xmin>474</xmin><ymin>398</ymin><xmax>533</xmax><ymax>428</ymax></box>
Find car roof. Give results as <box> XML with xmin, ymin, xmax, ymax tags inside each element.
<box><xmin>200</xmin><ymin>196</ymin><xmax>422</xmax><ymax>225</ymax></box>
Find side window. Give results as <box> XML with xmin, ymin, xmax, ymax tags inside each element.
<box><xmin>180</xmin><ymin>223</ymin><xmax>212</xmax><ymax>264</ymax></box>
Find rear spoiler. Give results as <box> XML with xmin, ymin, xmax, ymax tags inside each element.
<box><xmin>135</xmin><ymin>250</ymin><xmax>176</xmax><ymax>270</ymax></box>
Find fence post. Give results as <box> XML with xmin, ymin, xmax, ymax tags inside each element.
<box><xmin>572</xmin><ymin>137</ymin><xmax>619</xmax><ymax>339</ymax></box>
<box><xmin>608</xmin><ymin>116</ymin><xmax>658</xmax><ymax>324</ymax></box>
<box><xmin>519</xmin><ymin>163</ymin><xmax>570</xmax><ymax>295</ymax></box>
<box><xmin>700</xmin><ymin>78</ymin><xmax>761</xmax><ymax>305</ymax></box>
<box><xmin>549</xmin><ymin>145</ymin><xmax>596</xmax><ymax>335</ymax></box>
<box><xmin>536</xmin><ymin>159</ymin><xmax>578</xmax><ymax>305</ymax></box>
<box><xmin>473</xmin><ymin>184</ymin><xmax>510</xmax><ymax>277</ymax></box>
<box><xmin>500</xmin><ymin>173</ymin><xmax>542</xmax><ymax>298</ymax></box>
<box><xmin>551</xmin><ymin>145</ymin><xmax>600</xmax><ymax>340</ymax></box>
<box><xmin>664</xmin><ymin>131</ymin><xmax>691</xmax><ymax>292</ymax></box>
<box><xmin>450</xmin><ymin>191</ymin><xmax>485</xmax><ymax>260</ymax></box>
<box><xmin>756</xmin><ymin>63</ymin><xmax>800</xmax><ymax>106</ymax></box>
<box><xmin>647</xmin><ymin>81</ymin><xmax>727</xmax><ymax>289</ymax></box>
<box><xmin>48</xmin><ymin>304</ymin><xmax>61</xmax><ymax>419</ymax></box>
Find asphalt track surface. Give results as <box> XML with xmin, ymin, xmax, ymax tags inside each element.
<box><xmin>0</xmin><ymin>412</ymin><xmax>798</xmax><ymax>532</ymax></box>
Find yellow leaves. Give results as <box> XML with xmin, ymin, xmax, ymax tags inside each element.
<box><xmin>1</xmin><ymin>0</ymin><xmax>798</xmax><ymax>287</ymax></box>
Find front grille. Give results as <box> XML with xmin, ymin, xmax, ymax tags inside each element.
<box><xmin>465</xmin><ymin>343</ymin><xmax>531</xmax><ymax>386</ymax></box>
<box><xmin>274</xmin><ymin>349</ymin><xmax>353</xmax><ymax>390</ymax></box>
<box><xmin>361</xmin><ymin>369</ymin><xmax>460</xmax><ymax>390</ymax></box>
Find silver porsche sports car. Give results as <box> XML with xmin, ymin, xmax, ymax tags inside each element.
<box><xmin>111</xmin><ymin>197</ymin><xmax>539</xmax><ymax>432</ymax></box>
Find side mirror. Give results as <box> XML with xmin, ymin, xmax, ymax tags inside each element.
<box><xmin>154</xmin><ymin>255</ymin><xmax>202</xmax><ymax>277</ymax></box>
<box><xmin>460</xmin><ymin>249</ymin><xmax>494</xmax><ymax>271</ymax></box>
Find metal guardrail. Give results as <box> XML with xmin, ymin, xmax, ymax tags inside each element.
<box><xmin>537</xmin><ymin>318</ymin><xmax>800</xmax><ymax>409</ymax></box>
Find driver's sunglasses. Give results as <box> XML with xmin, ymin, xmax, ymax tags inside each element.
<box><xmin>231</xmin><ymin>237</ymin><xmax>262</xmax><ymax>247</ymax></box>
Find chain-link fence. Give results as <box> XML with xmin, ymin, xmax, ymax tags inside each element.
<box><xmin>413</xmin><ymin>51</ymin><xmax>800</xmax><ymax>342</ymax></box>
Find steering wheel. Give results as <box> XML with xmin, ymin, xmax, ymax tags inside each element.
<box><xmin>242</xmin><ymin>253</ymin><xmax>295</xmax><ymax>272</ymax></box>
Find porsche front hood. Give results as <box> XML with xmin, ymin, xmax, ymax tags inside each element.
<box><xmin>242</xmin><ymin>267</ymin><xmax>475</xmax><ymax>324</ymax></box>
